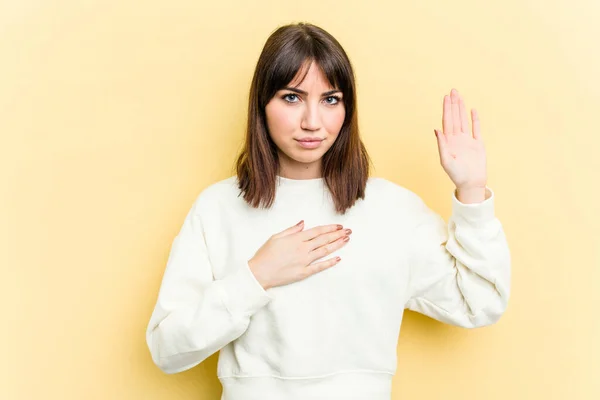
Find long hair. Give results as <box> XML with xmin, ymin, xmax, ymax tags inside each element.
<box><xmin>235</xmin><ymin>22</ymin><xmax>372</xmax><ymax>215</ymax></box>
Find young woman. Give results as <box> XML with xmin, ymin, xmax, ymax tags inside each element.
<box><xmin>146</xmin><ymin>22</ymin><xmax>511</xmax><ymax>400</ymax></box>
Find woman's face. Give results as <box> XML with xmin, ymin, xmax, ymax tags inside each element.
<box><xmin>265</xmin><ymin>61</ymin><xmax>345</xmax><ymax>179</ymax></box>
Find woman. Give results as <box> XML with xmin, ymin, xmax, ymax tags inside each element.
<box><xmin>146</xmin><ymin>22</ymin><xmax>511</xmax><ymax>400</ymax></box>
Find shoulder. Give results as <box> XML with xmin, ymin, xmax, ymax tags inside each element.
<box><xmin>364</xmin><ymin>176</ymin><xmax>433</xmax><ymax>224</ymax></box>
<box><xmin>198</xmin><ymin>175</ymin><xmax>239</xmax><ymax>198</ymax></box>
<box><xmin>188</xmin><ymin>175</ymin><xmax>241</xmax><ymax>215</ymax></box>
<box><xmin>366</xmin><ymin>177</ymin><xmax>424</xmax><ymax>206</ymax></box>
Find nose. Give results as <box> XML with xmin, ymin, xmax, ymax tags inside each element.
<box><xmin>300</xmin><ymin>103</ymin><xmax>321</xmax><ymax>131</ymax></box>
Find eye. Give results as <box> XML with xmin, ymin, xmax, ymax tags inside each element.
<box><xmin>282</xmin><ymin>93</ymin><xmax>300</xmax><ymax>103</ymax></box>
<box><xmin>325</xmin><ymin>95</ymin><xmax>342</xmax><ymax>105</ymax></box>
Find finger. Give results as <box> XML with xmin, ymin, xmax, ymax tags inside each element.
<box><xmin>308</xmin><ymin>235</ymin><xmax>349</xmax><ymax>263</ymax></box>
<box><xmin>298</xmin><ymin>224</ymin><xmax>343</xmax><ymax>241</ymax></box>
<box><xmin>459</xmin><ymin>96</ymin><xmax>470</xmax><ymax>135</ymax></box>
<box><xmin>471</xmin><ymin>109</ymin><xmax>481</xmax><ymax>140</ymax></box>
<box><xmin>442</xmin><ymin>95</ymin><xmax>452</xmax><ymax>134</ymax></box>
<box><xmin>301</xmin><ymin>256</ymin><xmax>342</xmax><ymax>278</ymax></box>
<box><xmin>307</xmin><ymin>228</ymin><xmax>351</xmax><ymax>251</ymax></box>
<box><xmin>451</xmin><ymin>89</ymin><xmax>461</xmax><ymax>134</ymax></box>
<box><xmin>434</xmin><ymin>129</ymin><xmax>449</xmax><ymax>165</ymax></box>
<box><xmin>272</xmin><ymin>220</ymin><xmax>304</xmax><ymax>238</ymax></box>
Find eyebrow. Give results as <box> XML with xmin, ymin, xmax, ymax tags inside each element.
<box><xmin>282</xmin><ymin>87</ymin><xmax>342</xmax><ymax>96</ymax></box>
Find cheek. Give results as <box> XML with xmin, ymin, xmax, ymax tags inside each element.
<box><xmin>325</xmin><ymin>107</ymin><xmax>346</xmax><ymax>134</ymax></box>
<box><xmin>266</xmin><ymin>103</ymin><xmax>296</xmax><ymax>136</ymax></box>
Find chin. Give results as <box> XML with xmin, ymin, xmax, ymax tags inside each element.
<box><xmin>290</xmin><ymin>149</ymin><xmax>328</xmax><ymax>163</ymax></box>
<box><xmin>290</xmin><ymin>155</ymin><xmax>322</xmax><ymax>165</ymax></box>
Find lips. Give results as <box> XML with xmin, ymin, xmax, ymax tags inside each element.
<box><xmin>295</xmin><ymin>138</ymin><xmax>324</xmax><ymax>149</ymax></box>
<box><xmin>296</xmin><ymin>138</ymin><xmax>323</xmax><ymax>142</ymax></box>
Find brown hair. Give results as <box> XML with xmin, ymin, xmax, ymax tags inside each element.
<box><xmin>234</xmin><ymin>22</ymin><xmax>372</xmax><ymax>215</ymax></box>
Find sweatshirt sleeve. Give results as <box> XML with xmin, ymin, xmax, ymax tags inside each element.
<box><xmin>146</xmin><ymin>194</ymin><xmax>273</xmax><ymax>374</ymax></box>
<box><xmin>404</xmin><ymin>187</ymin><xmax>511</xmax><ymax>328</ymax></box>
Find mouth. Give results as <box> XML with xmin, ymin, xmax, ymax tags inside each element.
<box><xmin>295</xmin><ymin>138</ymin><xmax>324</xmax><ymax>149</ymax></box>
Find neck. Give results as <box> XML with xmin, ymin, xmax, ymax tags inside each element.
<box><xmin>277</xmin><ymin>154</ymin><xmax>322</xmax><ymax>180</ymax></box>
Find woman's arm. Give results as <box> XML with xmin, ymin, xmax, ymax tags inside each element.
<box><xmin>404</xmin><ymin>187</ymin><xmax>511</xmax><ymax>328</ymax></box>
<box><xmin>146</xmin><ymin>196</ymin><xmax>272</xmax><ymax>374</ymax></box>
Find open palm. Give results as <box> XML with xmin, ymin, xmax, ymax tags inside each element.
<box><xmin>434</xmin><ymin>89</ymin><xmax>487</xmax><ymax>190</ymax></box>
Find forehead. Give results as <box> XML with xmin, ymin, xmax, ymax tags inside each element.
<box><xmin>288</xmin><ymin>60</ymin><xmax>335</xmax><ymax>89</ymax></box>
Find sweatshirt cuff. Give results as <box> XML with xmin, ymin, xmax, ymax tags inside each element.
<box><xmin>217</xmin><ymin>261</ymin><xmax>273</xmax><ymax>318</ymax></box>
<box><xmin>451</xmin><ymin>186</ymin><xmax>495</xmax><ymax>226</ymax></box>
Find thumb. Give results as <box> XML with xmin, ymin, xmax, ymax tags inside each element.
<box><xmin>273</xmin><ymin>220</ymin><xmax>304</xmax><ymax>238</ymax></box>
<box><xmin>434</xmin><ymin>129</ymin><xmax>448</xmax><ymax>164</ymax></box>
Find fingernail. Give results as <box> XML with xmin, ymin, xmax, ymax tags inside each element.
<box><xmin>434</xmin><ymin>129</ymin><xmax>438</xmax><ymax>137</ymax></box>
<box><xmin>343</xmin><ymin>236</ymin><xmax>350</xmax><ymax>242</ymax></box>
<box><xmin>296</xmin><ymin>220</ymin><xmax>304</xmax><ymax>226</ymax></box>
<box><xmin>337</xmin><ymin>224</ymin><xmax>343</xmax><ymax>230</ymax></box>
<box><xmin>345</xmin><ymin>229</ymin><xmax>352</xmax><ymax>235</ymax></box>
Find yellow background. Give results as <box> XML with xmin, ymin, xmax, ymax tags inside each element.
<box><xmin>3</xmin><ymin>0</ymin><xmax>599</xmax><ymax>399</ymax></box>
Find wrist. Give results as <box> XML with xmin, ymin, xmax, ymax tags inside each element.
<box><xmin>248</xmin><ymin>258</ymin><xmax>272</xmax><ymax>290</ymax></box>
<box><xmin>455</xmin><ymin>186</ymin><xmax>487</xmax><ymax>204</ymax></box>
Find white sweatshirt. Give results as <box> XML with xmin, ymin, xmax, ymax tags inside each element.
<box><xmin>146</xmin><ymin>175</ymin><xmax>511</xmax><ymax>400</ymax></box>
